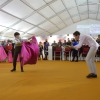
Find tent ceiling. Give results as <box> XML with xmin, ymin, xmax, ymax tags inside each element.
<box><xmin>0</xmin><ymin>0</ymin><xmax>100</xmax><ymax>39</ymax></box>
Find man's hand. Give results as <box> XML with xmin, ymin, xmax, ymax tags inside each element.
<box><xmin>27</xmin><ymin>40</ymin><xmax>33</xmax><ymax>44</ymax></box>
<box><xmin>28</xmin><ymin>37</ymin><xmax>32</xmax><ymax>40</ymax></box>
<box><xmin>27</xmin><ymin>40</ymin><xmax>31</xmax><ymax>43</ymax></box>
<box><xmin>17</xmin><ymin>42</ymin><xmax>22</xmax><ymax>45</ymax></box>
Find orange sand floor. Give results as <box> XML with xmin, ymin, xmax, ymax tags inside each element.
<box><xmin>0</xmin><ymin>60</ymin><xmax>100</xmax><ymax>100</ymax></box>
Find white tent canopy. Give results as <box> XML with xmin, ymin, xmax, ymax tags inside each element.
<box><xmin>0</xmin><ymin>0</ymin><xmax>100</xmax><ymax>40</ymax></box>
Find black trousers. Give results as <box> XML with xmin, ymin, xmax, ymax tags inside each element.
<box><xmin>13</xmin><ymin>46</ymin><xmax>22</xmax><ymax>70</ymax></box>
<box><xmin>39</xmin><ymin>51</ymin><xmax>43</xmax><ymax>59</ymax></box>
<box><xmin>72</xmin><ymin>49</ymin><xmax>78</xmax><ymax>61</ymax></box>
<box><xmin>44</xmin><ymin>51</ymin><xmax>48</xmax><ymax>60</ymax></box>
<box><xmin>12</xmin><ymin>48</ymin><xmax>14</xmax><ymax>58</ymax></box>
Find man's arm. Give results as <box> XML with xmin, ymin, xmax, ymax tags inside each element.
<box><xmin>21</xmin><ymin>37</ymin><xmax>32</xmax><ymax>43</ymax></box>
<box><xmin>69</xmin><ymin>35</ymin><xmax>85</xmax><ymax>49</ymax></box>
<box><xmin>28</xmin><ymin>37</ymin><xmax>32</xmax><ymax>40</ymax></box>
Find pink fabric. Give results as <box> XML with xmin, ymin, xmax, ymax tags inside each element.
<box><xmin>20</xmin><ymin>36</ymin><xmax>39</xmax><ymax>66</ymax></box>
<box><xmin>0</xmin><ymin>46</ymin><xmax>7</xmax><ymax>61</ymax></box>
<box><xmin>8</xmin><ymin>52</ymin><xmax>20</xmax><ymax>63</ymax></box>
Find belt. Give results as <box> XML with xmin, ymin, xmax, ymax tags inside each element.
<box><xmin>15</xmin><ymin>44</ymin><xmax>22</xmax><ymax>47</ymax></box>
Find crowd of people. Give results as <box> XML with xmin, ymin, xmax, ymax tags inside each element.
<box><xmin>38</xmin><ymin>35</ymin><xmax>100</xmax><ymax>61</ymax></box>
<box><xmin>0</xmin><ymin>40</ymin><xmax>15</xmax><ymax>58</ymax></box>
<box><xmin>0</xmin><ymin>38</ymin><xmax>79</xmax><ymax>61</ymax></box>
<box><xmin>38</xmin><ymin>38</ymin><xmax>78</xmax><ymax>60</ymax></box>
<box><xmin>0</xmin><ymin>35</ymin><xmax>100</xmax><ymax>62</ymax></box>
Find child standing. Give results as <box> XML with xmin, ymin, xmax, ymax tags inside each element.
<box><xmin>11</xmin><ymin>32</ymin><xmax>28</xmax><ymax>72</ymax></box>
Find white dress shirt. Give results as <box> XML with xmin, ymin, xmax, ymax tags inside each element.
<box><xmin>74</xmin><ymin>34</ymin><xmax>99</xmax><ymax>50</ymax></box>
<box><xmin>14</xmin><ymin>38</ymin><xmax>27</xmax><ymax>44</ymax></box>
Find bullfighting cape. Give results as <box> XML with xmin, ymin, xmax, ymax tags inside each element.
<box><xmin>0</xmin><ymin>46</ymin><xmax>7</xmax><ymax>61</ymax></box>
<box><xmin>20</xmin><ymin>36</ymin><xmax>39</xmax><ymax>66</ymax></box>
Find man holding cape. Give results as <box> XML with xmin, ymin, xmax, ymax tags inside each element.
<box><xmin>11</xmin><ymin>32</ymin><xmax>39</xmax><ymax>72</ymax></box>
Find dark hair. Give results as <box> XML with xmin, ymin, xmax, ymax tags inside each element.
<box><xmin>44</xmin><ymin>42</ymin><xmax>46</xmax><ymax>45</ymax></box>
<box><xmin>7</xmin><ymin>40</ymin><xmax>11</xmax><ymax>42</ymax></box>
<box><xmin>73</xmin><ymin>31</ymin><xmax>80</xmax><ymax>36</ymax></box>
<box><xmin>72</xmin><ymin>39</ymin><xmax>75</xmax><ymax>42</ymax></box>
<box><xmin>14</xmin><ymin>32</ymin><xmax>20</xmax><ymax>37</ymax></box>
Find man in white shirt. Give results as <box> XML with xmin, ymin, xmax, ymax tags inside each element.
<box><xmin>11</xmin><ymin>32</ymin><xmax>30</xmax><ymax>72</ymax></box>
<box><xmin>70</xmin><ymin>31</ymin><xmax>99</xmax><ymax>78</ymax></box>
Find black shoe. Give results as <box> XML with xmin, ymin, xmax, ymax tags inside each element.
<box><xmin>71</xmin><ymin>60</ymin><xmax>74</xmax><ymax>62</ymax></box>
<box><xmin>86</xmin><ymin>73</ymin><xmax>97</xmax><ymax>78</ymax></box>
<box><xmin>75</xmin><ymin>60</ymin><xmax>78</xmax><ymax>62</ymax></box>
<box><xmin>21</xmin><ymin>70</ymin><xmax>24</xmax><ymax>72</ymax></box>
<box><xmin>43</xmin><ymin>58</ymin><xmax>47</xmax><ymax>60</ymax></box>
<box><xmin>11</xmin><ymin>69</ymin><xmax>16</xmax><ymax>72</ymax></box>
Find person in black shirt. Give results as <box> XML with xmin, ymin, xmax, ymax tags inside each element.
<box><xmin>63</xmin><ymin>40</ymin><xmax>67</xmax><ymax>47</ymax></box>
<box><xmin>58</xmin><ymin>40</ymin><xmax>62</xmax><ymax>47</ymax></box>
<box><xmin>51</xmin><ymin>41</ymin><xmax>57</xmax><ymax>47</ymax></box>
<box><xmin>67</xmin><ymin>39</ymin><xmax>71</xmax><ymax>46</ymax></box>
<box><xmin>39</xmin><ymin>42</ymin><xmax>43</xmax><ymax>60</ymax></box>
<box><xmin>71</xmin><ymin>40</ymin><xmax>79</xmax><ymax>62</ymax></box>
<box><xmin>44</xmin><ymin>39</ymin><xmax>49</xmax><ymax>60</ymax></box>
<box><xmin>96</xmin><ymin>35</ymin><xmax>100</xmax><ymax>45</ymax></box>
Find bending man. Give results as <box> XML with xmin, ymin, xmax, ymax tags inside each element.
<box><xmin>70</xmin><ymin>31</ymin><xmax>99</xmax><ymax>78</ymax></box>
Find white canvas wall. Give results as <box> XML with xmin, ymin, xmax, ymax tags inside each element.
<box><xmin>54</xmin><ymin>19</ymin><xmax>100</xmax><ymax>38</ymax></box>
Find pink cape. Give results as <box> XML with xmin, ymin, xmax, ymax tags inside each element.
<box><xmin>20</xmin><ymin>36</ymin><xmax>39</xmax><ymax>66</ymax></box>
<box><xmin>0</xmin><ymin>46</ymin><xmax>7</xmax><ymax>61</ymax></box>
<box><xmin>8</xmin><ymin>52</ymin><xmax>20</xmax><ymax>63</ymax></box>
